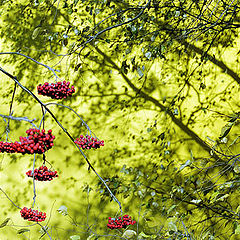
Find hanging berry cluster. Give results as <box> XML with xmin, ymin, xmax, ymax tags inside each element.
<box><xmin>0</xmin><ymin>128</ymin><xmax>55</xmax><ymax>154</ymax></box>
<box><xmin>107</xmin><ymin>215</ymin><xmax>136</xmax><ymax>229</ymax></box>
<box><xmin>20</xmin><ymin>207</ymin><xmax>46</xmax><ymax>222</ymax></box>
<box><xmin>26</xmin><ymin>165</ymin><xmax>58</xmax><ymax>181</ymax></box>
<box><xmin>74</xmin><ymin>135</ymin><xmax>104</xmax><ymax>149</ymax></box>
<box><xmin>37</xmin><ymin>81</ymin><xmax>75</xmax><ymax>99</ymax></box>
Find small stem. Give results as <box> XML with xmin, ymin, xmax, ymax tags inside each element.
<box><xmin>0</xmin><ymin>114</ymin><xmax>37</xmax><ymax>128</ymax></box>
<box><xmin>32</xmin><ymin>154</ymin><xmax>37</xmax><ymax>208</ymax></box>
<box><xmin>41</xmin><ymin>105</ymin><xmax>45</xmax><ymax>129</ymax></box>
<box><xmin>7</xmin><ymin>82</ymin><xmax>17</xmax><ymax>132</ymax></box>
<box><xmin>0</xmin><ymin>188</ymin><xmax>21</xmax><ymax>209</ymax></box>
<box><xmin>45</xmin><ymin>102</ymin><xmax>91</xmax><ymax>135</ymax></box>
<box><xmin>136</xmin><ymin>199</ymin><xmax>143</xmax><ymax>239</ymax></box>
<box><xmin>43</xmin><ymin>153</ymin><xmax>46</xmax><ymax>165</ymax></box>
<box><xmin>39</xmin><ymin>109</ymin><xmax>47</xmax><ymax>129</ymax></box>
<box><xmin>0</xmin><ymin>52</ymin><xmax>60</xmax><ymax>79</ymax></box>
<box><xmin>37</xmin><ymin>223</ymin><xmax>53</xmax><ymax>240</ymax></box>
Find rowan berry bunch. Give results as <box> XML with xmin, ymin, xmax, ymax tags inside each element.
<box><xmin>20</xmin><ymin>207</ymin><xmax>46</xmax><ymax>222</ymax></box>
<box><xmin>0</xmin><ymin>141</ymin><xmax>18</xmax><ymax>153</ymax></box>
<box><xmin>26</xmin><ymin>165</ymin><xmax>58</xmax><ymax>181</ymax></box>
<box><xmin>74</xmin><ymin>135</ymin><xmax>104</xmax><ymax>150</ymax></box>
<box><xmin>0</xmin><ymin>128</ymin><xmax>55</xmax><ymax>154</ymax></box>
<box><xmin>107</xmin><ymin>215</ymin><xmax>136</xmax><ymax>229</ymax></box>
<box><xmin>37</xmin><ymin>81</ymin><xmax>75</xmax><ymax>99</ymax></box>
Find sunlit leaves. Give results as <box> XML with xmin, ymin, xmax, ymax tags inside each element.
<box><xmin>145</xmin><ymin>51</ymin><xmax>152</xmax><ymax>60</ymax></box>
<box><xmin>167</xmin><ymin>217</ymin><xmax>177</xmax><ymax>232</ymax></box>
<box><xmin>137</xmin><ymin>67</ymin><xmax>144</xmax><ymax>78</ymax></box>
<box><xmin>122</xmin><ymin>230</ymin><xmax>136</xmax><ymax>239</ymax></box>
<box><xmin>167</xmin><ymin>205</ymin><xmax>176</xmax><ymax>214</ymax></box>
<box><xmin>57</xmin><ymin>205</ymin><xmax>68</xmax><ymax>216</ymax></box>
<box><xmin>32</xmin><ymin>27</ymin><xmax>42</xmax><ymax>40</ymax></box>
<box><xmin>219</xmin><ymin>122</ymin><xmax>234</xmax><ymax>139</ymax></box>
<box><xmin>70</xmin><ymin>235</ymin><xmax>81</xmax><ymax>240</ymax></box>
<box><xmin>179</xmin><ymin>160</ymin><xmax>191</xmax><ymax>171</ymax></box>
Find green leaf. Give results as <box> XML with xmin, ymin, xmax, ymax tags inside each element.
<box><xmin>0</xmin><ymin>218</ymin><xmax>10</xmax><ymax>228</ymax></box>
<box><xmin>167</xmin><ymin>217</ymin><xmax>177</xmax><ymax>232</ymax></box>
<box><xmin>168</xmin><ymin>221</ymin><xmax>177</xmax><ymax>232</ymax></box>
<box><xmin>32</xmin><ymin>27</ymin><xmax>42</xmax><ymax>40</ymax></box>
<box><xmin>236</xmin><ymin>205</ymin><xmax>240</xmax><ymax>214</ymax></box>
<box><xmin>147</xmin><ymin>128</ymin><xmax>152</xmax><ymax>133</ymax></box>
<box><xmin>122</xmin><ymin>230</ymin><xmax>137</xmax><ymax>239</ymax></box>
<box><xmin>219</xmin><ymin>122</ymin><xmax>234</xmax><ymax>139</ymax></box>
<box><xmin>87</xmin><ymin>235</ymin><xmax>96</xmax><ymax>240</ymax></box>
<box><xmin>210</xmin><ymin>191</ymin><xmax>219</xmax><ymax>203</ymax></box>
<box><xmin>173</xmin><ymin>108</ymin><xmax>178</xmax><ymax>115</ymax></box>
<box><xmin>191</xmin><ymin>199</ymin><xmax>201</xmax><ymax>204</ymax></box>
<box><xmin>63</xmin><ymin>38</ymin><xmax>68</xmax><ymax>46</ymax></box>
<box><xmin>167</xmin><ymin>205</ymin><xmax>176</xmax><ymax>214</ymax></box>
<box><xmin>179</xmin><ymin>160</ymin><xmax>191</xmax><ymax>171</ymax></box>
<box><xmin>234</xmin><ymin>164</ymin><xmax>240</xmax><ymax>173</ymax></box>
<box><xmin>217</xmin><ymin>194</ymin><xmax>229</xmax><ymax>201</ymax></box>
<box><xmin>57</xmin><ymin>205</ymin><xmax>68</xmax><ymax>216</ymax></box>
<box><xmin>70</xmin><ymin>235</ymin><xmax>81</xmax><ymax>240</ymax></box>
<box><xmin>139</xmin><ymin>232</ymin><xmax>157</xmax><ymax>238</ymax></box>
<box><xmin>67</xmin><ymin>8</ymin><xmax>73</xmax><ymax>15</ymax></box>
<box><xmin>17</xmin><ymin>228</ymin><xmax>30</xmax><ymax>234</ymax></box>
<box><xmin>235</xmin><ymin>224</ymin><xmax>240</xmax><ymax>234</ymax></box>
<box><xmin>74</xmin><ymin>0</ymin><xmax>79</xmax><ymax>6</ymax></box>
<box><xmin>202</xmin><ymin>231</ymin><xmax>210</xmax><ymax>239</ymax></box>
<box><xmin>137</xmin><ymin>67</ymin><xmax>144</xmax><ymax>77</ymax></box>
<box><xmin>145</xmin><ymin>52</ymin><xmax>152</xmax><ymax>59</ymax></box>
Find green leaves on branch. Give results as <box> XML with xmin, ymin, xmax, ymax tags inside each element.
<box><xmin>0</xmin><ymin>218</ymin><xmax>10</xmax><ymax>228</ymax></box>
<box><xmin>179</xmin><ymin>160</ymin><xmax>191</xmax><ymax>171</ymax></box>
<box><xmin>57</xmin><ymin>205</ymin><xmax>68</xmax><ymax>216</ymax></box>
<box><xmin>219</xmin><ymin>122</ymin><xmax>234</xmax><ymax>140</ymax></box>
<box><xmin>122</xmin><ymin>230</ymin><xmax>137</xmax><ymax>239</ymax></box>
<box><xmin>17</xmin><ymin>228</ymin><xmax>30</xmax><ymax>234</ymax></box>
<box><xmin>32</xmin><ymin>27</ymin><xmax>42</xmax><ymax>40</ymax></box>
<box><xmin>219</xmin><ymin>112</ymin><xmax>240</xmax><ymax>140</ymax></box>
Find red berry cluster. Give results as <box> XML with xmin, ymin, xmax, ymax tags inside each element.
<box><xmin>107</xmin><ymin>215</ymin><xmax>136</xmax><ymax>229</ymax></box>
<box><xmin>26</xmin><ymin>165</ymin><xmax>58</xmax><ymax>181</ymax></box>
<box><xmin>74</xmin><ymin>135</ymin><xmax>104</xmax><ymax>150</ymax></box>
<box><xmin>0</xmin><ymin>129</ymin><xmax>55</xmax><ymax>154</ymax></box>
<box><xmin>37</xmin><ymin>81</ymin><xmax>75</xmax><ymax>99</ymax></box>
<box><xmin>20</xmin><ymin>207</ymin><xmax>46</xmax><ymax>222</ymax></box>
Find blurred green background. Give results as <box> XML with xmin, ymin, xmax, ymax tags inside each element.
<box><xmin>0</xmin><ymin>0</ymin><xmax>240</xmax><ymax>239</ymax></box>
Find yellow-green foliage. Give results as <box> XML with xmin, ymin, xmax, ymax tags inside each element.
<box><xmin>0</xmin><ymin>0</ymin><xmax>240</xmax><ymax>239</ymax></box>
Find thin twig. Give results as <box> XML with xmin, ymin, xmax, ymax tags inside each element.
<box><xmin>0</xmin><ymin>114</ymin><xmax>37</xmax><ymax>128</ymax></box>
<box><xmin>51</xmin><ymin>0</ymin><xmax>61</xmax><ymax>26</ymax></box>
<box><xmin>0</xmin><ymin>52</ymin><xmax>60</xmax><ymax>79</ymax></box>
<box><xmin>45</xmin><ymin>102</ymin><xmax>91</xmax><ymax>135</ymax></box>
<box><xmin>0</xmin><ymin>188</ymin><xmax>21</xmax><ymax>209</ymax></box>
<box><xmin>37</xmin><ymin>222</ymin><xmax>53</xmax><ymax>240</ymax></box>
<box><xmin>77</xmin><ymin>0</ymin><xmax>152</xmax><ymax>53</ymax></box>
<box><xmin>7</xmin><ymin>82</ymin><xmax>17</xmax><ymax>132</ymax></box>
<box><xmin>32</xmin><ymin>154</ymin><xmax>37</xmax><ymax>208</ymax></box>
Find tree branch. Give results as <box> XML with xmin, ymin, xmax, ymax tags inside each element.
<box><xmin>0</xmin><ymin>66</ymin><xmax>123</xmax><ymax>213</ymax></box>
<box><xmin>0</xmin><ymin>52</ymin><xmax>60</xmax><ymax>79</ymax></box>
<box><xmin>77</xmin><ymin>0</ymin><xmax>152</xmax><ymax>52</ymax></box>
<box><xmin>94</xmin><ymin>46</ymin><xmax>216</xmax><ymax>156</ymax></box>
